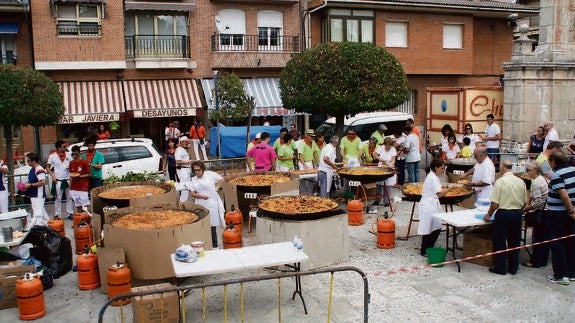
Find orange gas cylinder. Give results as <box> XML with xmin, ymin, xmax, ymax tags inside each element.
<box><xmin>16</xmin><ymin>273</ymin><xmax>46</xmax><ymax>320</ymax></box>
<box><xmin>223</xmin><ymin>222</ymin><xmax>242</xmax><ymax>249</ymax></box>
<box><xmin>224</xmin><ymin>205</ymin><xmax>243</xmax><ymax>234</ymax></box>
<box><xmin>77</xmin><ymin>247</ymin><xmax>101</xmax><ymax>290</ymax></box>
<box><xmin>47</xmin><ymin>216</ymin><xmax>65</xmax><ymax>237</ymax></box>
<box><xmin>74</xmin><ymin>220</ymin><xmax>93</xmax><ymax>255</ymax></box>
<box><xmin>377</xmin><ymin>212</ymin><xmax>396</xmax><ymax>249</ymax></box>
<box><xmin>347</xmin><ymin>199</ymin><xmax>364</xmax><ymax>226</ymax></box>
<box><xmin>73</xmin><ymin>212</ymin><xmax>91</xmax><ymax>228</ymax></box>
<box><xmin>107</xmin><ymin>262</ymin><xmax>132</xmax><ymax>306</ymax></box>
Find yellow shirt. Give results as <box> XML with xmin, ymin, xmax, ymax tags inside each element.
<box><xmin>460</xmin><ymin>146</ymin><xmax>473</xmax><ymax>158</ymax></box>
<box><xmin>490</xmin><ymin>172</ymin><xmax>527</xmax><ymax>209</ymax></box>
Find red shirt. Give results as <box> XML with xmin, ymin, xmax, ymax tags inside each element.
<box><xmin>69</xmin><ymin>158</ymin><xmax>90</xmax><ymax>192</ymax></box>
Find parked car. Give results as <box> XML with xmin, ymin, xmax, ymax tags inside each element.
<box><xmin>68</xmin><ymin>138</ymin><xmax>164</xmax><ymax>179</ymax></box>
<box><xmin>315</xmin><ymin>111</ymin><xmax>414</xmax><ymax>142</ymax></box>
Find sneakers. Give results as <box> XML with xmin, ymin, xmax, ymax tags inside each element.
<box><xmin>546</xmin><ymin>274</ymin><xmax>570</xmax><ymax>285</ymax></box>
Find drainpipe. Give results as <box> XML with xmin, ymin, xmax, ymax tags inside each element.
<box><xmin>301</xmin><ymin>0</ymin><xmax>328</xmax><ymax>50</ymax></box>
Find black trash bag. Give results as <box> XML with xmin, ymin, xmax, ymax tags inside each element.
<box><xmin>23</xmin><ymin>225</ymin><xmax>73</xmax><ymax>279</ymax></box>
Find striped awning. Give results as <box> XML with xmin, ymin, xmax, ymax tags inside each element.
<box><xmin>123</xmin><ymin>79</ymin><xmax>202</xmax><ymax>118</ymax></box>
<box><xmin>58</xmin><ymin>81</ymin><xmax>124</xmax><ymax>124</ymax></box>
<box><xmin>201</xmin><ymin>78</ymin><xmax>292</xmax><ymax>116</ymax></box>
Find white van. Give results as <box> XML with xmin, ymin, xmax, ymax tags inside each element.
<box><xmin>315</xmin><ymin>111</ymin><xmax>414</xmax><ymax>142</ymax></box>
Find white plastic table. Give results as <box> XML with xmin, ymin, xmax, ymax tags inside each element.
<box><xmin>433</xmin><ymin>208</ymin><xmax>492</xmax><ymax>272</ymax></box>
<box><xmin>171</xmin><ymin>241</ymin><xmax>309</xmax><ymax>312</ymax></box>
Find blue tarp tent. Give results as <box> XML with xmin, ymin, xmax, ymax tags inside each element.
<box><xmin>209</xmin><ymin>125</ymin><xmax>282</xmax><ymax>158</ymax></box>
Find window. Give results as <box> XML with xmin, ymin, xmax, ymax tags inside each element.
<box><xmin>324</xmin><ymin>9</ymin><xmax>374</xmax><ymax>43</ymax></box>
<box><xmin>443</xmin><ymin>24</ymin><xmax>463</xmax><ymax>49</ymax></box>
<box><xmin>124</xmin><ymin>13</ymin><xmax>189</xmax><ymax>58</ymax></box>
<box><xmin>1</xmin><ymin>35</ymin><xmax>16</xmax><ymax>64</ymax></box>
<box><xmin>385</xmin><ymin>22</ymin><xmax>408</xmax><ymax>48</ymax></box>
<box><xmin>218</xmin><ymin>9</ymin><xmax>246</xmax><ymax>50</ymax></box>
<box><xmin>258</xmin><ymin>11</ymin><xmax>283</xmax><ymax>50</ymax></box>
<box><xmin>57</xmin><ymin>4</ymin><xmax>101</xmax><ymax>36</ymax></box>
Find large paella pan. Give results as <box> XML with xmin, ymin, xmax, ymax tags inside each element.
<box><xmin>226</xmin><ymin>172</ymin><xmax>293</xmax><ymax>190</ymax></box>
<box><xmin>401</xmin><ymin>182</ymin><xmax>474</xmax><ymax>204</ymax></box>
<box><xmin>337</xmin><ymin>166</ymin><xmax>396</xmax><ymax>182</ymax></box>
<box><xmin>257</xmin><ymin>195</ymin><xmax>341</xmax><ymax>220</ymax></box>
<box><xmin>97</xmin><ymin>183</ymin><xmax>170</xmax><ymax>207</ymax></box>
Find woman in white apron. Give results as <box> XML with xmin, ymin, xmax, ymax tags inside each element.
<box><xmin>418</xmin><ymin>159</ymin><xmax>448</xmax><ymax>256</ymax></box>
<box><xmin>374</xmin><ymin>137</ymin><xmax>397</xmax><ymax>206</ymax></box>
<box><xmin>186</xmin><ymin>161</ymin><xmax>226</xmax><ymax>248</ymax></box>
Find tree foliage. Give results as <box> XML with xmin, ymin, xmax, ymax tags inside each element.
<box><xmin>208</xmin><ymin>71</ymin><xmax>255</xmax><ymax>124</ymax></box>
<box><xmin>280</xmin><ymin>42</ymin><xmax>409</xmax><ymax>136</ymax></box>
<box><xmin>0</xmin><ymin>65</ymin><xmax>64</xmax><ymax>128</ymax></box>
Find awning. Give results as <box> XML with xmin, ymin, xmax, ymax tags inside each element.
<box><xmin>0</xmin><ymin>22</ymin><xmax>19</xmax><ymax>34</ymax></box>
<box><xmin>58</xmin><ymin>81</ymin><xmax>125</xmax><ymax>124</ymax></box>
<box><xmin>201</xmin><ymin>78</ymin><xmax>292</xmax><ymax>116</ymax></box>
<box><xmin>123</xmin><ymin>79</ymin><xmax>202</xmax><ymax>118</ymax></box>
<box><xmin>50</xmin><ymin>0</ymin><xmax>106</xmax><ymax>18</ymax></box>
<box><xmin>124</xmin><ymin>1</ymin><xmax>195</xmax><ymax>11</ymax></box>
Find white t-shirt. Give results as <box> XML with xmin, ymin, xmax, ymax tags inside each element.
<box><xmin>47</xmin><ymin>152</ymin><xmax>71</xmax><ymax>180</ymax></box>
<box><xmin>484</xmin><ymin>123</ymin><xmax>501</xmax><ymax>149</ymax></box>
<box><xmin>543</xmin><ymin>128</ymin><xmax>559</xmax><ymax>151</ymax></box>
<box><xmin>405</xmin><ymin>133</ymin><xmax>421</xmax><ymax>163</ymax></box>
<box><xmin>472</xmin><ymin>157</ymin><xmax>495</xmax><ymax>200</ymax></box>
<box><xmin>318</xmin><ymin>144</ymin><xmax>336</xmax><ymax>173</ymax></box>
<box><xmin>174</xmin><ymin>146</ymin><xmax>190</xmax><ymax>164</ymax></box>
<box><xmin>443</xmin><ymin>144</ymin><xmax>460</xmax><ymax>160</ymax></box>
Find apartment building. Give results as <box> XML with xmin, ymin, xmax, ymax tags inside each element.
<box><xmin>1</xmin><ymin>0</ymin><xmax>538</xmax><ymax>158</ymax></box>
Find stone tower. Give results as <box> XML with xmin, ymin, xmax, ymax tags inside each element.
<box><xmin>503</xmin><ymin>0</ymin><xmax>575</xmax><ymax>142</ymax></box>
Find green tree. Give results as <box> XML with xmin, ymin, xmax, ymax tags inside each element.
<box><xmin>208</xmin><ymin>71</ymin><xmax>255</xmax><ymax>154</ymax></box>
<box><xmin>0</xmin><ymin>65</ymin><xmax>64</xmax><ymax>177</ymax></box>
<box><xmin>280</xmin><ymin>42</ymin><xmax>409</xmax><ymax>137</ymax></box>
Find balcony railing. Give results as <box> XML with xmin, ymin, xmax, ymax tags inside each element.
<box><xmin>211</xmin><ymin>34</ymin><xmax>299</xmax><ymax>52</ymax></box>
<box><xmin>125</xmin><ymin>35</ymin><xmax>190</xmax><ymax>59</ymax></box>
<box><xmin>57</xmin><ymin>23</ymin><xmax>101</xmax><ymax>36</ymax></box>
<box><xmin>1</xmin><ymin>50</ymin><xmax>17</xmax><ymax>65</ymax></box>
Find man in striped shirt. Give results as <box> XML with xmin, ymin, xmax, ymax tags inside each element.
<box><xmin>545</xmin><ymin>151</ymin><xmax>575</xmax><ymax>285</ymax></box>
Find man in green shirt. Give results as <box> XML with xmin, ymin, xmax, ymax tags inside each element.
<box><xmin>273</xmin><ymin>127</ymin><xmax>297</xmax><ymax>153</ymax></box>
<box><xmin>370</xmin><ymin>124</ymin><xmax>387</xmax><ymax>146</ymax></box>
<box><xmin>340</xmin><ymin>127</ymin><xmax>362</xmax><ymax>166</ymax></box>
<box><xmin>82</xmin><ymin>135</ymin><xmax>105</xmax><ymax>190</ymax></box>
<box><xmin>276</xmin><ymin>133</ymin><xmax>295</xmax><ymax>171</ymax></box>
<box><xmin>298</xmin><ymin>129</ymin><xmax>320</xmax><ymax>170</ymax></box>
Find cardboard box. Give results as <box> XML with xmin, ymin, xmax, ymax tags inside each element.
<box><xmin>222</xmin><ymin>172</ymin><xmax>299</xmax><ymax>220</ymax></box>
<box><xmin>91</xmin><ymin>182</ymin><xmax>178</xmax><ymax>242</ymax></box>
<box><xmin>132</xmin><ymin>283</ymin><xmax>179</xmax><ymax>323</ymax></box>
<box><xmin>103</xmin><ymin>202</ymin><xmax>211</xmax><ymax>279</ymax></box>
<box><xmin>97</xmin><ymin>247</ymin><xmax>126</xmax><ymax>293</ymax></box>
<box><xmin>0</xmin><ymin>264</ymin><xmax>35</xmax><ymax>309</ymax></box>
<box><xmin>462</xmin><ymin>227</ymin><xmax>494</xmax><ymax>267</ymax></box>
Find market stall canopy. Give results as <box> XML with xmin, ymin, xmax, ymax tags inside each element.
<box><xmin>209</xmin><ymin>125</ymin><xmax>281</xmax><ymax>158</ymax></box>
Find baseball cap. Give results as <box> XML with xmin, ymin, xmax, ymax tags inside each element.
<box><xmin>255</xmin><ymin>132</ymin><xmax>262</xmax><ymax>139</ymax></box>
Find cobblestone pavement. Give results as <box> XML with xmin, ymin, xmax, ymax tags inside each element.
<box><xmin>1</xmin><ymin>187</ymin><xmax>574</xmax><ymax>322</ymax></box>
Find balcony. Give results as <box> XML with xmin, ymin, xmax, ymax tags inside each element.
<box><xmin>125</xmin><ymin>35</ymin><xmax>190</xmax><ymax>59</ymax></box>
<box><xmin>57</xmin><ymin>23</ymin><xmax>101</xmax><ymax>36</ymax></box>
<box><xmin>211</xmin><ymin>34</ymin><xmax>299</xmax><ymax>53</ymax></box>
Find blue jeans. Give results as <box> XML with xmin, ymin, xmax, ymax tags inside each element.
<box><xmin>492</xmin><ymin>209</ymin><xmax>522</xmax><ymax>274</ymax></box>
<box><xmin>406</xmin><ymin>161</ymin><xmax>420</xmax><ymax>183</ymax></box>
<box><xmin>486</xmin><ymin>148</ymin><xmax>499</xmax><ymax>162</ymax></box>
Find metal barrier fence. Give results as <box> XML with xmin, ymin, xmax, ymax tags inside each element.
<box><xmin>98</xmin><ymin>265</ymin><xmax>369</xmax><ymax>323</ymax></box>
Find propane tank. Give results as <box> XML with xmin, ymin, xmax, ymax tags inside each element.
<box><xmin>377</xmin><ymin>211</ymin><xmax>396</xmax><ymax>249</ymax></box>
<box><xmin>73</xmin><ymin>212</ymin><xmax>91</xmax><ymax>228</ymax></box>
<box><xmin>47</xmin><ymin>216</ymin><xmax>65</xmax><ymax>237</ymax></box>
<box><xmin>16</xmin><ymin>273</ymin><xmax>46</xmax><ymax>320</ymax></box>
<box><xmin>223</xmin><ymin>222</ymin><xmax>242</xmax><ymax>249</ymax></box>
<box><xmin>224</xmin><ymin>205</ymin><xmax>243</xmax><ymax>234</ymax></box>
<box><xmin>347</xmin><ymin>199</ymin><xmax>364</xmax><ymax>226</ymax></box>
<box><xmin>74</xmin><ymin>219</ymin><xmax>93</xmax><ymax>255</ymax></box>
<box><xmin>107</xmin><ymin>262</ymin><xmax>132</xmax><ymax>306</ymax></box>
<box><xmin>77</xmin><ymin>247</ymin><xmax>101</xmax><ymax>290</ymax></box>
